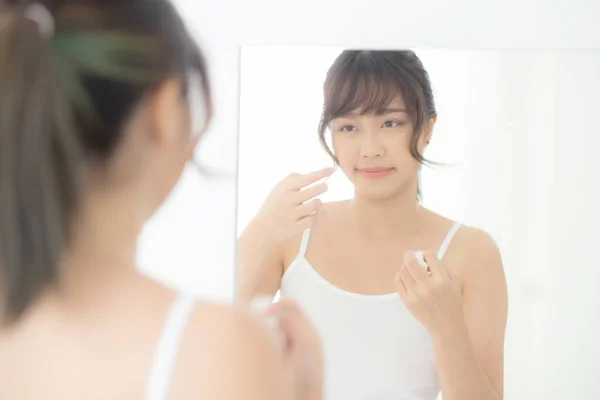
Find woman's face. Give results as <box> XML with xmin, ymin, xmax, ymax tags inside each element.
<box><xmin>330</xmin><ymin>95</ymin><xmax>431</xmax><ymax>202</ymax></box>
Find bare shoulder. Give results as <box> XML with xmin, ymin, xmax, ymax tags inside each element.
<box><xmin>168</xmin><ymin>300</ymin><xmax>289</xmax><ymax>399</ymax></box>
<box><xmin>446</xmin><ymin>224</ymin><xmax>506</xmax><ymax>292</ymax></box>
<box><xmin>454</xmin><ymin>225</ymin><xmax>502</xmax><ymax>266</ymax></box>
<box><xmin>409</xmin><ymin>209</ymin><xmax>500</xmax><ymax>268</ymax></box>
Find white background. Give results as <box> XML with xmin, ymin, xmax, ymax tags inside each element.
<box><xmin>138</xmin><ymin>1</ymin><xmax>600</xmax><ymax>399</ymax></box>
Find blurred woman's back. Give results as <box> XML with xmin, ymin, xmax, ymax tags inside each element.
<box><xmin>0</xmin><ymin>1</ymin><xmax>320</xmax><ymax>399</ymax></box>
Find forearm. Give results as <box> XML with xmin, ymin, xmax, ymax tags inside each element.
<box><xmin>432</xmin><ymin>322</ymin><xmax>501</xmax><ymax>400</ymax></box>
<box><xmin>236</xmin><ymin>221</ymin><xmax>275</xmax><ymax>301</ymax></box>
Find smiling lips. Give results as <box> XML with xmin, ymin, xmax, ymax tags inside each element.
<box><xmin>356</xmin><ymin>167</ymin><xmax>394</xmax><ymax>179</ymax></box>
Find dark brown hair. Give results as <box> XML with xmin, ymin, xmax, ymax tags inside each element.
<box><xmin>317</xmin><ymin>50</ymin><xmax>437</xmax><ymax>200</ymax></box>
<box><xmin>0</xmin><ymin>0</ymin><xmax>212</xmax><ymax>324</ymax></box>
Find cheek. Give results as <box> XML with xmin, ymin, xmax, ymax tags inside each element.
<box><xmin>330</xmin><ymin>132</ymin><xmax>341</xmax><ymax>152</ymax></box>
<box><xmin>178</xmin><ymin>105</ymin><xmax>196</xmax><ymax>157</ymax></box>
<box><xmin>164</xmin><ymin>112</ymin><xmax>194</xmax><ymax>186</ymax></box>
<box><xmin>331</xmin><ymin>134</ymin><xmax>356</xmax><ymax>165</ymax></box>
<box><xmin>330</xmin><ymin>133</ymin><xmax>342</xmax><ymax>157</ymax></box>
<box><xmin>395</xmin><ymin>131</ymin><xmax>418</xmax><ymax>158</ymax></box>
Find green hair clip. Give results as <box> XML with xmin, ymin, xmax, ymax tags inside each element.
<box><xmin>51</xmin><ymin>32</ymin><xmax>162</xmax><ymax>121</ymax></box>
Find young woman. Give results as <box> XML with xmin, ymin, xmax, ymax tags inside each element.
<box><xmin>238</xmin><ymin>50</ymin><xmax>509</xmax><ymax>400</ymax></box>
<box><xmin>0</xmin><ymin>1</ymin><xmax>322</xmax><ymax>399</ymax></box>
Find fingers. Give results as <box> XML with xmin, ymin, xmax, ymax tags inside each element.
<box><xmin>296</xmin><ymin>182</ymin><xmax>328</xmax><ymax>204</ymax></box>
<box><xmin>295</xmin><ymin>198</ymin><xmax>322</xmax><ymax>221</ymax></box>
<box><xmin>266</xmin><ymin>299</ymin><xmax>303</xmax><ymax>326</ymax></box>
<box><xmin>402</xmin><ymin>251</ymin><xmax>430</xmax><ymax>286</ymax></box>
<box><xmin>414</xmin><ymin>250</ymin><xmax>430</xmax><ymax>273</ymax></box>
<box><xmin>422</xmin><ymin>252</ymin><xmax>443</xmax><ymax>276</ymax></box>
<box><xmin>284</xmin><ymin>167</ymin><xmax>335</xmax><ymax>191</ymax></box>
<box><xmin>401</xmin><ymin>251</ymin><xmax>457</xmax><ymax>289</ymax></box>
<box><xmin>398</xmin><ymin>264</ymin><xmax>417</xmax><ymax>288</ymax></box>
<box><xmin>249</xmin><ymin>296</ymin><xmax>287</xmax><ymax>348</ymax></box>
<box><xmin>394</xmin><ymin>269</ymin><xmax>408</xmax><ymax>299</ymax></box>
<box><xmin>296</xmin><ymin>214</ymin><xmax>315</xmax><ymax>231</ymax></box>
<box><xmin>267</xmin><ymin>300</ymin><xmax>318</xmax><ymax>350</ymax></box>
<box><xmin>421</xmin><ymin>252</ymin><xmax>455</xmax><ymax>288</ymax></box>
<box><xmin>442</xmin><ymin>263</ymin><xmax>462</xmax><ymax>291</ymax></box>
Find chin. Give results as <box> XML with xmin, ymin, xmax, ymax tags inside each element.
<box><xmin>354</xmin><ymin>186</ymin><xmax>402</xmax><ymax>203</ymax></box>
<box><xmin>352</xmin><ymin>177</ymin><xmax>416</xmax><ymax>203</ymax></box>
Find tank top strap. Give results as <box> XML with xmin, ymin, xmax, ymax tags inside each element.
<box><xmin>437</xmin><ymin>222</ymin><xmax>462</xmax><ymax>260</ymax></box>
<box><xmin>297</xmin><ymin>228</ymin><xmax>312</xmax><ymax>258</ymax></box>
<box><xmin>144</xmin><ymin>292</ymin><xmax>196</xmax><ymax>400</ymax></box>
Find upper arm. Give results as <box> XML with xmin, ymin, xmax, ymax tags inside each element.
<box><xmin>251</xmin><ymin>242</ymin><xmax>286</xmax><ymax>299</ymax></box>
<box><xmin>236</xmin><ymin>226</ymin><xmax>287</xmax><ymax>302</ymax></box>
<box><xmin>461</xmin><ymin>229</ymin><xmax>508</xmax><ymax>397</ymax></box>
<box><xmin>237</xmin><ymin>227</ymin><xmax>305</xmax><ymax>302</ymax></box>
<box><xmin>169</xmin><ymin>304</ymin><xmax>291</xmax><ymax>400</ymax></box>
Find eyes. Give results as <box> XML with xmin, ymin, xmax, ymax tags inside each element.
<box><xmin>339</xmin><ymin>125</ymin><xmax>358</xmax><ymax>132</ymax></box>
<box><xmin>338</xmin><ymin>120</ymin><xmax>406</xmax><ymax>132</ymax></box>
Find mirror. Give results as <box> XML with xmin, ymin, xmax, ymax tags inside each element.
<box><xmin>236</xmin><ymin>47</ymin><xmax>600</xmax><ymax>399</ymax></box>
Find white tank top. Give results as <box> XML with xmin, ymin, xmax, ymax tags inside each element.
<box><xmin>279</xmin><ymin>222</ymin><xmax>462</xmax><ymax>400</ymax></box>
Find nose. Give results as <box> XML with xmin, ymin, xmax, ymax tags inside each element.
<box><xmin>360</xmin><ymin>131</ymin><xmax>385</xmax><ymax>159</ymax></box>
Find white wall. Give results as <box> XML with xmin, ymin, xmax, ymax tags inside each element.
<box><xmin>140</xmin><ymin>0</ymin><xmax>600</xmax><ymax>398</ymax></box>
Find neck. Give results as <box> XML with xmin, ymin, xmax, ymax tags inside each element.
<box><xmin>58</xmin><ymin>186</ymin><xmax>150</xmax><ymax>305</ymax></box>
<box><xmin>351</xmin><ymin>187</ymin><xmax>425</xmax><ymax>240</ymax></box>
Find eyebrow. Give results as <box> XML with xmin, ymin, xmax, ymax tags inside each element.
<box><xmin>381</xmin><ymin>108</ymin><xmax>406</xmax><ymax>114</ymax></box>
<box><xmin>334</xmin><ymin>108</ymin><xmax>407</xmax><ymax>120</ymax></box>
<box><xmin>332</xmin><ymin>108</ymin><xmax>406</xmax><ymax>120</ymax></box>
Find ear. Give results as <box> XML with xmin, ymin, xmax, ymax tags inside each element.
<box><xmin>146</xmin><ymin>78</ymin><xmax>187</xmax><ymax>145</ymax></box>
<box><xmin>423</xmin><ymin>115</ymin><xmax>437</xmax><ymax>147</ymax></box>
